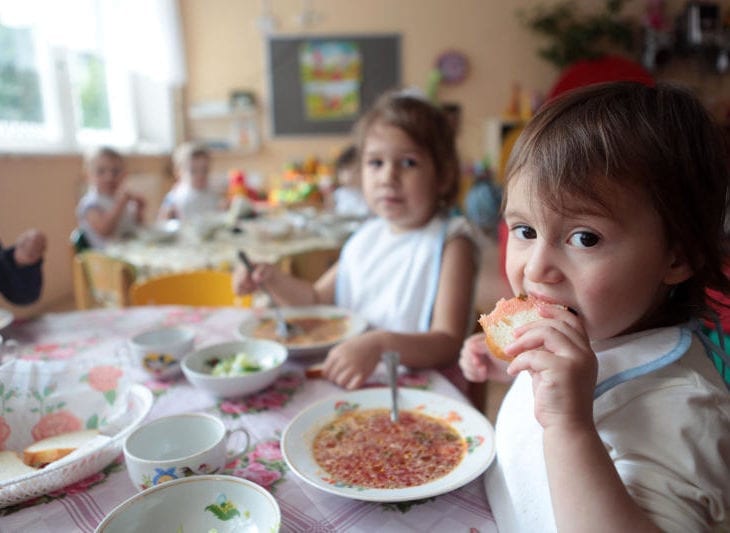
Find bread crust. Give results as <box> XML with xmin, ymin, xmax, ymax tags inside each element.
<box><xmin>23</xmin><ymin>429</ymin><xmax>99</xmax><ymax>467</ymax></box>
<box><xmin>478</xmin><ymin>294</ymin><xmax>542</xmax><ymax>361</ymax></box>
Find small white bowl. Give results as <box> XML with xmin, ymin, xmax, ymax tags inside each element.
<box><xmin>95</xmin><ymin>474</ymin><xmax>280</xmax><ymax>532</ymax></box>
<box><xmin>181</xmin><ymin>339</ymin><xmax>287</xmax><ymax>398</ymax></box>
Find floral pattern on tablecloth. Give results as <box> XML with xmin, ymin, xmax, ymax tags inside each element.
<box><xmin>224</xmin><ymin>436</ymin><xmax>288</xmax><ymax>492</ymax></box>
<box><xmin>217</xmin><ymin>372</ymin><xmax>304</xmax><ymax>417</ymax></box>
<box><xmin>0</xmin><ymin>456</ymin><xmax>125</xmax><ymax>516</ymax></box>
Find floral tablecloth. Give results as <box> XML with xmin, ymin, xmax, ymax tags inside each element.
<box><xmin>0</xmin><ymin>306</ymin><xmax>496</xmax><ymax>533</ymax></box>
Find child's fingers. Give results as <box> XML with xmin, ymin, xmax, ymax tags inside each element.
<box><xmin>507</xmin><ymin>319</ymin><xmax>589</xmax><ymax>361</ymax></box>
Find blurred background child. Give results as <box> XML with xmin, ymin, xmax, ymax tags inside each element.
<box><xmin>0</xmin><ymin>228</ymin><xmax>46</xmax><ymax>305</ymax></box>
<box><xmin>233</xmin><ymin>90</ymin><xmax>485</xmax><ymax>390</ymax></box>
<box><xmin>330</xmin><ymin>144</ymin><xmax>370</xmax><ymax>218</ymax></box>
<box><xmin>76</xmin><ymin>146</ymin><xmax>145</xmax><ymax>249</ymax></box>
<box><xmin>158</xmin><ymin>142</ymin><xmax>222</xmax><ymax>221</ymax></box>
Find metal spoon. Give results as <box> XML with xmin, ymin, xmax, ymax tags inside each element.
<box><xmin>382</xmin><ymin>351</ymin><xmax>400</xmax><ymax>422</ymax></box>
<box><xmin>237</xmin><ymin>250</ymin><xmax>302</xmax><ymax>340</ymax></box>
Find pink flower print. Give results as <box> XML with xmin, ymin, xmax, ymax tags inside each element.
<box><xmin>49</xmin><ymin>471</ymin><xmax>105</xmax><ymax>496</ymax></box>
<box><xmin>248</xmin><ymin>440</ymin><xmax>282</xmax><ymax>463</ymax></box>
<box><xmin>0</xmin><ymin>417</ymin><xmax>11</xmax><ymax>450</ymax></box>
<box><xmin>32</xmin><ymin>411</ymin><xmax>83</xmax><ymax>441</ymax></box>
<box><xmin>275</xmin><ymin>373</ymin><xmax>303</xmax><ymax>390</ymax></box>
<box><xmin>246</xmin><ymin>390</ymin><xmax>288</xmax><ymax>411</ymax></box>
<box><xmin>88</xmin><ymin>366</ymin><xmax>123</xmax><ymax>392</ymax></box>
<box><xmin>220</xmin><ymin>401</ymin><xmax>247</xmax><ymax>415</ymax></box>
<box><xmin>236</xmin><ymin>461</ymin><xmax>281</xmax><ymax>489</ymax></box>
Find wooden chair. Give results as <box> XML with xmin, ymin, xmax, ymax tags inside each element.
<box><xmin>129</xmin><ymin>270</ymin><xmax>251</xmax><ymax>307</ymax></box>
<box><xmin>280</xmin><ymin>247</ymin><xmax>341</xmax><ymax>283</ymax></box>
<box><xmin>72</xmin><ymin>251</ymin><xmax>136</xmax><ymax>309</ymax></box>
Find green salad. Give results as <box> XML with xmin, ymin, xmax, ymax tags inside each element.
<box><xmin>207</xmin><ymin>352</ymin><xmax>263</xmax><ymax>376</ymax></box>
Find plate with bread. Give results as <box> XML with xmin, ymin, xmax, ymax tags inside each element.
<box><xmin>0</xmin><ymin>384</ymin><xmax>153</xmax><ymax>508</ymax></box>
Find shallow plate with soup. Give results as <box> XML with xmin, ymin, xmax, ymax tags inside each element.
<box><xmin>281</xmin><ymin>388</ymin><xmax>495</xmax><ymax>502</ymax></box>
<box><xmin>237</xmin><ymin>305</ymin><xmax>368</xmax><ymax>357</ymax></box>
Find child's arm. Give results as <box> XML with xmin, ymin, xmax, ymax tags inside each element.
<box><xmin>322</xmin><ymin>236</ymin><xmax>477</xmax><ymax>389</ymax></box>
<box><xmin>231</xmin><ymin>259</ymin><xmax>336</xmax><ymax>306</ymax></box>
<box><xmin>85</xmin><ymin>189</ymin><xmax>142</xmax><ymax>237</ymax></box>
<box><xmin>506</xmin><ymin>305</ymin><xmax>661</xmax><ymax>533</ymax></box>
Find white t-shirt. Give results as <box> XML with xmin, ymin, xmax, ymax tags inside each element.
<box><xmin>335</xmin><ymin>215</ymin><xmax>482</xmax><ymax>333</ymax></box>
<box><xmin>333</xmin><ymin>186</ymin><xmax>370</xmax><ymax>218</ymax></box>
<box><xmin>76</xmin><ymin>188</ymin><xmax>138</xmax><ymax>249</ymax></box>
<box><xmin>161</xmin><ymin>183</ymin><xmax>220</xmax><ymax>221</ymax></box>
<box><xmin>485</xmin><ymin>325</ymin><xmax>730</xmax><ymax>533</ymax></box>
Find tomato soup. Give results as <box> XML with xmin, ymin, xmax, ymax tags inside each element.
<box><xmin>312</xmin><ymin>408</ymin><xmax>465</xmax><ymax>489</ymax></box>
<box><xmin>254</xmin><ymin>316</ymin><xmax>347</xmax><ymax>346</ymax></box>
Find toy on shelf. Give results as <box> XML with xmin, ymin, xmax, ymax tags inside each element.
<box><xmin>267</xmin><ymin>156</ymin><xmax>333</xmax><ymax>208</ymax></box>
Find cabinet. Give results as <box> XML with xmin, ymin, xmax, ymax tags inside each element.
<box><xmin>187</xmin><ymin>103</ymin><xmax>260</xmax><ymax>154</ymax></box>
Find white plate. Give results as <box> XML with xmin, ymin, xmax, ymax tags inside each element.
<box><xmin>0</xmin><ymin>384</ymin><xmax>153</xmax><ymax>508</ymax></box>
<box><xmin>281</xmin><ymin>388</ymin><xmax>495</xmax><ymax>502</ymax></box>
<box><xmin>0</xmin><ymin>309</ymin><xmax>13</xmax><ymax>330</ymax></box>
<box><xmin>237</xmin><ymin>305</ymin><xmax>368</xmax><ymax>357</ymax></box>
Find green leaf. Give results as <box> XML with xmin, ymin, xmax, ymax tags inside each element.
<box><xmin>87</xmin><ymin>414</ymin><xmax>99</xmax><ymax>429</ymax></box>
<box><xmin>104</xmin><ymin>390</ymin><xmax>116</xmax><ymax>405</ymax></box>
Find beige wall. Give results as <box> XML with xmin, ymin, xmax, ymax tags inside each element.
<box><xmin>2</xmin><ymin>0</ymin><xmax>728</xmax><ymax>317</ymax></box>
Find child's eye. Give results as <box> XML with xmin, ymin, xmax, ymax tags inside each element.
<box><xmin>513</xmin><ymin>224</ymin><xmax>537</xmax><ymax>240</ymax></box>
<box><xmin>366</xmin><ymin>158</ymin><xmax>383</xmax><ymax>168</ymax></box>
<box><xmin>400</xmin><ymin>158</ymin><xmax>418</xmax><ymax>169</ymax></box>
<box><xmin>569</xmin><ymin>231</ymin><xmax>600</xmax><ymax>248</ymax></box>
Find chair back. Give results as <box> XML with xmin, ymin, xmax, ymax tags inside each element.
<box><xmin>72</xmin><ymin>251</ymin><xmax>136</xmax><ymax>309</ymax></box>
<box><xmin>280</xmin><ymin>247</ymin><xmax>340</xmax><ymax>283</ymax></box>
<box><xmin>129</xmin><ymin>270</ymin><xmax>249</xmax><ymax>307</ymax></box>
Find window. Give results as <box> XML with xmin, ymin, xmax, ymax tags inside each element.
<box><xmin>0</xmin><ymin>0</ymin><xmax>184</xmax><ymax>154</ymax></box>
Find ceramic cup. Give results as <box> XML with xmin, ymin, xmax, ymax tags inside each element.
<box><xmin>123</xmin><ymin>412</ymin><xmax>249</xmax><ymax>492</ymax></box>
<box><xmin>123</xmin><ymin>326</ymin><xmax>195</xmax><ymax>379</ymax></box>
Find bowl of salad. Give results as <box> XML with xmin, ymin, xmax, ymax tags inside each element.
<box><xmin>181</xmin><ymin>339</ymin><xmax>288</xmax><ymax>398</ymax></box>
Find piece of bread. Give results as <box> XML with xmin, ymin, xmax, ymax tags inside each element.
<box><xmin>23</xmin><ymin>429</ymin><xmax>100</xmax><ymax>467</ymax></box>
<box><xmin>0</xmin><ymin>451</ymin><xmax>39</xmax><ymax>481</ymax></box>
<box><xmin>478</xmin><ymin>294</ymin><xmax>544</xmax><ymax>361</ymax></box>
<box><xmin>305</xmin><ymin>362</ymin><xmax>324</xmax><ymax>379</ymax></box>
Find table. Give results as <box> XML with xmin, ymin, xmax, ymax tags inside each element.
<box><xmin>0</xmin><ymin>307</ymin><xmax>497</xmax><ymax>533</ymax></box>
<box><xmin>104</xmin><ymin>210</ymin><xmax>360</xmax><ymax>280</ymax></box>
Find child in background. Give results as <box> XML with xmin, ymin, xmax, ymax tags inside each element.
<box><xmin>234</xmin><ymin>91</ymin><xmax>484</xmax><ymax>389</ymax></box>
<box><xmin>460</xmin><ymin>82</ymin><xmax>730</xmax><ymax>532</ymax></box>
<box><xmin>158</xmin><ymin>142</ymin><xmax>221</xmax><ymax>221</ymax></box>
<box><xmin>76</xmin><ymin>146</ymin><xmax>145</xmax><ymax>249</ymax></box>
<box><xmin>0</xmin><ymin>228</ymin><xmax>46</xmax><ymax>305</ymax></box>
<box><xmin>330</xmin><ymin>144</ymin><xmax>370</xmax><ymax>218</ymax></box>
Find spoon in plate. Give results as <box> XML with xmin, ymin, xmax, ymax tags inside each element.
<box><xmin>382</xmin><ymin>351</ymin><xmax>400</xmax><ymax>423</ymax></box>
<box><xmin>237</xmin><ymin>250</ymin><xmax>302</xmax><ymax>340</ymax></box>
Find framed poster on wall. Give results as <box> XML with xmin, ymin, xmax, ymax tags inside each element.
<box><xmin>267</xmin><ymin>34</ymin><xmax>401</xmax><ymax>136</ymax></box>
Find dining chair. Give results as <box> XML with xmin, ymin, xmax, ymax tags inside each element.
<box><xmin>129</xmin><ymin>270</ymin><xmax>251</xmax><ymax>307</ymax></box>
<box><xmin>72</xmin><ymin>251</ymin><xmax>136</xmax><ymax>310</ymax></box>
<box><xmin>279</xmin><ymin>247</ymin><xmax>341</xmax><ymax>283</ymax></box>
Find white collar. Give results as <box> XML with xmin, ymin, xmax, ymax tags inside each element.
<box><xmin>591</xmin><ymin>326</ymin><xmax>691</xmax><ymax>398</ymax></box>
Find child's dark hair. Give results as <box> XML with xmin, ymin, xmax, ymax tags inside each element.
<box><xmin>335</xmin><ymin>144</ymin><xmax>357</xmax><ymax>174</ymax></box>
<box><xmin>504</xmin><ymin>81</ymin><xmax>730</xmax><ymax>326</ymax></box>
<box><xmin>84</xmin><ymin>146</ymin><xmax>124</xmax><ymax>172</ymax></box>
<box><xmin>172</xmin><ymin>141</ymin><xmax>210</xmax><ymax>170</ymax></box>
<box><xmin>353</xmin><ymin>91</ymin><xmax>460</xmax><ymax>206</ymax></box>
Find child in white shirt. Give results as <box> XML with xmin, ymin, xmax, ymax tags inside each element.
<box><xmin>460</xmin><ymin>82</ymin><xmax>730</xmax><ymax>532</ymax></box>
<box><xmin>331</xmin><ymin>144</ymin><xmax>370</xmax><ymax>218</ymax></box>
<box><xmin>158</xmin><ymin>142</ymin><xmax>221</xmax><ymax>221</ymax></box>
<box><xmin>76</xmin><ymin>146</ymin><xmax>145</xmax><ymax>249</ymax></box>
<box><xmin>234</xmin><ymin>91</ymin><xmax>484</xmax><ymax>389</ymax></box>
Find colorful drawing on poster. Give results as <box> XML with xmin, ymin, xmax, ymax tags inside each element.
<box><xmin>299</xmin><ymin>41</ymin><xmax>361</xmax><ymax>121</ymax></box>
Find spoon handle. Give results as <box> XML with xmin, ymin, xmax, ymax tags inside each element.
<box><xmin>382</xmin><ymin>351</ymin><xmax>400</xmax><ymax>422</ymax></box>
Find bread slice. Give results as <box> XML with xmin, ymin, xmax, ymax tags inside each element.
<box><xmin>0</xmin><ymin>451</ymin><xmax>38</xmax><ymax>481</ymax></box>
<box><xmin>23</xmin><ymin>429</ymin><xmax>100</xmax><ymax>467</ymax></box>
<box><xmin>478</xmin><ymin>294</ymin><xmax>544</xmax><ymax>361</ymax></box>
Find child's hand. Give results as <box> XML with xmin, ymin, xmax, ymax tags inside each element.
<box><xmin>321</xmin><ymin>331</ymin><xmax>384</xmax><ymax>390</ymax></box>
<box><xmin>232</xmin><ymin>261</ymin><xmax>277</xmax><ymax>295</ymax></box>
<box><xmin>505</xmin><ymin>305</ymin><xmax>597</xmax><ymax>431</ymax></box>
<box><xmin>459</xmin><ymin>333</ymin><xmax>489</xmax><ymax>382</ymax></box>
<box><xmin>13</xmin><ymin>229</ymin><xmax>47</xmax><ymax>266</ymax></box>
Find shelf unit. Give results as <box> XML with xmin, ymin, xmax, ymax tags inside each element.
<box><xmin>187</xmin><ymin>104</ymin><xmax>261</xmax><ymax>154</ymax></box>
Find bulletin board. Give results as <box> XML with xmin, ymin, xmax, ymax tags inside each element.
<box><xmin>267</xmin><ymin>34</ymin><xmax>401</xmax><ymax>136</ymax></box>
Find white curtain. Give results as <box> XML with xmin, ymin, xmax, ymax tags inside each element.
<box><xmin>0</xmin><ymin>0</ymin><xmax>187</xmax><ymax>87</ymax></box>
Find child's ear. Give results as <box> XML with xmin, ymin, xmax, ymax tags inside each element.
<box><xmin>663</xmin><ymin>248</ymin><xmax>693</xmax><ymax>285</ymax></box>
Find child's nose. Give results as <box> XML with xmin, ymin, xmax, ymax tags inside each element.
<box><xmin>524</xmin><ymin>243</ymin><xmax>562</xmax><ymax>284</ymax></box>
